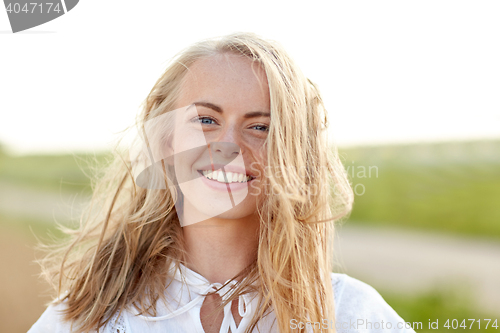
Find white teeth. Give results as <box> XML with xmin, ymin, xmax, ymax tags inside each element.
<box><xmin>231</xmin><ymin>172</ymin><xmax>238</xmax><ymax>183</ymax></box>
<box><xmin>217</xmin><ymin>171</ymin><xmax>225</xmax><ymax>182</ymax></box>
<box><xmin>200</xmin><ymin>169</ymin><xmax>251</xmax><ymax>184</ymax></box>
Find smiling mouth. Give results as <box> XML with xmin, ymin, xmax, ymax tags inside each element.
<box><xmin>197</xmin><ymin>170</ymin><xmax>255</xmax><ymax>184</ymax></box>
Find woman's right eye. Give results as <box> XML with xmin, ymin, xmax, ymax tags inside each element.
<box><xmin>200</xmin><ymin>117</ymin><xmax>215</xmax><ymax>125</ymax></box>
<box><xmin>192</xmin><ymin>116</ymin><xmax>218</xmax><ymax>125</ymax></box>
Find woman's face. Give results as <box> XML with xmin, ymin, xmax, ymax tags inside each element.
<box><xmin>170</xmin><ymin>53</ymin><xmax>270</xmax><ymax>226</ymax></box>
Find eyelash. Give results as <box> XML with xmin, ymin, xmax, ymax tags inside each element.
<box><xmin>193</xmin><ymin>116</ymin><xmax>269</xmax><ymax>132</ymax></box>
<box><xmin>195</xmin><ymin>116</ymin><xmax>217</xmax><ymax>125</ymax></box>
<box><xmin>251</xmin><ymin>124</ymin><xmax>269</xmax><ymax>132</ymax></box>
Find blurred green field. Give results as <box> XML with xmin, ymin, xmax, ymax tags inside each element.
<box><xmin>1</xmin><ymin>140</ymin><xmax>499</xmax><ymax>238</ymax></box>
<box><xmin>382</xmin><ymin>286</ymin><xmax>499</xmax><ymax>332</ymax></box>
<box><xmin>0</xmin><ymin>150</ymin><xmax>109</xmax><ymax>194</ymax></box>
<box><xmin>339</xmin><ymin>140</ymin><xmax>500</xmax><ymax>239</ymax></box>
<box><xmin>1</xmin><ymin>141</ymin><xmax>499</xmax><ymax>332</ymax></box>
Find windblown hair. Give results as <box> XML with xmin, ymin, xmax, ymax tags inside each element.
<box><xmin>39</xmin><ymin>32</ymin><xmax>353</xmax><ymax>333</ymax></box>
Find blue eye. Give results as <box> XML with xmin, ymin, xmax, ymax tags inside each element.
<box><xmin>194</xmin><ymin>116</ymin><xmax>217</xmax><ymax>125</ymax></box>
<box><xmin>252</xmin><ymin>124</ymin><xmax>269</xmax><ymax>132</ymax></box>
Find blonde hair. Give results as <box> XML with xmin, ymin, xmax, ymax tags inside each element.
<box><xmin>40</xmin><ymin>32</ymin><xmax>353</xmax><ymax>333</ymax></box>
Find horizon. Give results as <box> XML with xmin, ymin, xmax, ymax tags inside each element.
<box><xmin>2</xmin><ymin>136</ymin><xmax>500</xmax><ymax>157</ymax></box>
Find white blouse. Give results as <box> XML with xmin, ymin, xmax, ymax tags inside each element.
<box><xmin>28</xmin><ymin>263</ymin><xmax>416</xmax><ymax>333</ymax></box>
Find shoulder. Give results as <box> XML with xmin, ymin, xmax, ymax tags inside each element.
<box><xmin>28</xmin><ymin>300</ymin><xmax>113</xmax><ymax>333</ymax></box>
<box><xmin>331</xmin><ymin>272</ymin><xmax>392</xmax><ymax>313</ymax></box>
<box><xmin>27</xmin><ymin>301</ymin><xmax>78</xmax><ymax>333</ymax></box>
<box><xmin>331</xmin><ymin>273</ymin><xmax>416</xmax><ymax>333</ymax></box>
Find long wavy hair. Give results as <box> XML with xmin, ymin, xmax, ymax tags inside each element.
<box><xmin>39</xmin><ymin>32</ymin><xmax>353</xmax><ymax>333</ymax></box>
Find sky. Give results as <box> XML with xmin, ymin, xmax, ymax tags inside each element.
<box><xmin>1</xmin><ymin>0</ymin><xmax>499</xmax><ymax>155</ymax></box>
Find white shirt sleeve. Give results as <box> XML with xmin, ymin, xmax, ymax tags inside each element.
<box><xmin>27</xmin><ymin>301</ymin><xmax>80</xmax><ymax>333</ymax></box>
<box><xmin>27</xmin><ymin>300</ymin><xmax>127</xmax><ymax>333</ymax></box>
<box><xmin>332</xmin><ymin>273</ymin><xmax>416</xmax><ymax>333</ymax></box>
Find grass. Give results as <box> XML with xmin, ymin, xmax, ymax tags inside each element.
<box><xmin>1</xmin><ymin>140</ymin><xmax>499</xmax><ymax>238</ymax></box>
<box><xmin>0</xmin><ymin>151</ymin><xmax>104</xmax><ymax>241</ymax></box>
<box><xmin>339</xmin><ymin>140</ymin><xmax>500</xmax><ymax>239</ymax></box>
<box><xmin>0</xmin><ymin>151</ymin><xmax>110</xmax><ymax>194</ymax></box>
<box><xmin>381</xmin><ymin>286</ymin><xmax>499</xmax><ymax>332</ymax></box>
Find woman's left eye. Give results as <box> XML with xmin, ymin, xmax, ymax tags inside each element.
<box><xmin>251</xmin><ymin>124</ymin><xmax>269</xmax><ymax>132</ymax></box>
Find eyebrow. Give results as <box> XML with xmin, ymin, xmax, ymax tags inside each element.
<box><xmin>193</xmin><ymin>102</ymin><xmax>270</xmax><ymax>118</ymax></box>
<box><xmin>193</xmin><ymin>102</ymin><xmax>222</xmax><ymax>113</ymax></box>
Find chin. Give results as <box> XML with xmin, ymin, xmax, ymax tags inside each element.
<box><xmin>213</xmin><ymin>206</ymin><xmax>256</xmax><ymax>220</ymax></box>
<box><xmin>182</xmin><ymin>198</ymin><xmax>257</xmax><ymax>225</ymax></box>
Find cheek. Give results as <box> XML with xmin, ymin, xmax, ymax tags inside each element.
<box><xmin>242</xmin><ymin>136</ymin><xmax>267</xmax><ymax>161</ymax></box>
<box><xmin>171</xmin><ymin>138</ymin><xmax>200</xmax><ymax>174</ymax></box>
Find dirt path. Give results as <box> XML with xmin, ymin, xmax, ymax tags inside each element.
<box><xmin>334</xmin><ymin>224</ymin><xmax>500</xmax><ymax>316</ymax></box>
<box><xmin>0</xmin><ymin>184</ymin><xmax>88</xmax><ymax>331</ymax></box>
<box><xmin>0</xmin><ymin>226</ymin><xmax>52</xmax><ymax>333</ymax></box>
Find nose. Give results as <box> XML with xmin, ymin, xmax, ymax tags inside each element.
<box><xmin>209</xmin><ymin>125</ymin><xmax>241</xmax><ymax>159</ymax></box>
<box><xmin>210</xmin><ymin>141</ymin><xmax>240</xmax><ymax>159</ymax></box>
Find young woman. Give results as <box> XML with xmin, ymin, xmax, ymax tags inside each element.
<box><xmin>29</xmin><ymin>33</ymin><xmax>415</xmax><ymax>333</ymax></box>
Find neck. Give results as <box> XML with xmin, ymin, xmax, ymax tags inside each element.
<box><xmin>182</xmin><ymin>214</ymin><xmax>259</xmax><ymax>284</ymax></box>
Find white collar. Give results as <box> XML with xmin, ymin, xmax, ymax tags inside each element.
<box><xmin>133</xmin><ymin>262</ymin><xmax>258</xmax><ymax>333</ymax></box>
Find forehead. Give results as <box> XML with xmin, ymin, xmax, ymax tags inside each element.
<box><xmin>177</xmin><ymin>53</ymin><xmax>270</xmax><ymax>111</ymax></box>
